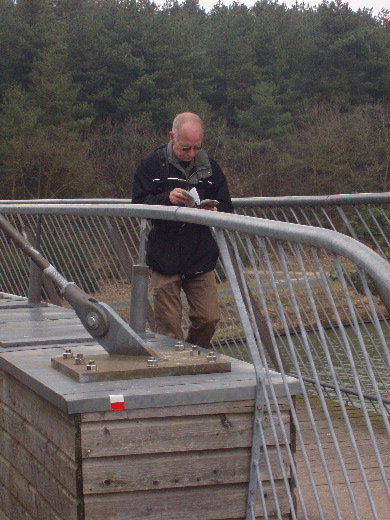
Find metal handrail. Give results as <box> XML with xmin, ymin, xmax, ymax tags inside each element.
<box><xmin>1</xmin><ymin>202</ymin><xmax>389</xmax><ymax>308</ymax></box>
<box><xmin>232</xmin><ymin>193</ymin><xmax>390</xmax><ymax>207</ymax></box>
<box><xmin>1</xmin><ymin>191</ymin><xmax>389</xmax><ymax>206</ymax></box>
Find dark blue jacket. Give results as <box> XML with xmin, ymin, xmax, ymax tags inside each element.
<box><xmin>132</xmin><ymin>144</ymin><xmax>233</xmax><ymax>276</ymax></box>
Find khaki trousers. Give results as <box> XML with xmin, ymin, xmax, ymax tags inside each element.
<box><xmin>150</xmin><ymin>270</ymin><xmax>220</xmax><ymax>349</ymax></box>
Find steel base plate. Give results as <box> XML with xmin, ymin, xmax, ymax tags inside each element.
<box><xmin>51</xmin><ymin>350</ymin><xmax>231</xmax><ymax>383</ymax></box>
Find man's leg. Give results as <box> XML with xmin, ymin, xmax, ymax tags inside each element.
<box><xmin>150</xmin><ymin>271</ymin><xmax>184</xmax><ymax>340</ymax></box>
<box><xmin>183</xmin><ymin>271</ymin><xmax>220</xmax><ymax>349</ymax></box>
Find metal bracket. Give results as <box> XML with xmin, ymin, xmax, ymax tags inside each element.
<box><xmin>62</xmin><ymin>283</ymin><xmax>153</xmax><ymax>355</ymax></box>
<box><xmin>61</xmin><ymin>281</ymin><xmax>153</xmax><ymax>356</ymax></box>
<box><xmin>0</xmin><ymin>214</ymin><xmax>153</xmax><ymax>357</ymax></box>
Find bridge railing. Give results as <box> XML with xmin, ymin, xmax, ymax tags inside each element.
<box><xmin>233</xmin><ymin>192</ymin><xmax>390</xmax><ymax>262</ymax></box>
<box><xmin>0</xmin><ymin>197</ymin><xmax>389</xmax><ymax>520</ymax></box>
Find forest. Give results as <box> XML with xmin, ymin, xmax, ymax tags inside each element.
<box><xmin>0</xmin><ymin>0</ymin><xmax>389</xmax><ymax>200</ymax></box>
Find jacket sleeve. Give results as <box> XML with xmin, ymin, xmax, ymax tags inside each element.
<box><xmin>132</xmin><ymin>153</ymin><xmax>172</xmax><ymax>206</ymax></box>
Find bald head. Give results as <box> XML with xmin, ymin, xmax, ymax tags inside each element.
<box><xmin>169</xmin><ymin>112</ymin><xmax>204</xmax><ymax>161</ymax></box>
<box><xmin>172</xmin><ymin>112</ymin><xmax>203</xmax><ymax>139</ymax></box>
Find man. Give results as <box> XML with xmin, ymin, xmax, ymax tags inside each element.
<box><xmin>132</xmin><ymin>112</ymin><xmax>233</xmax><ymax>348</ymax></box>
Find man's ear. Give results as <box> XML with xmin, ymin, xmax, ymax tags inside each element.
<box><xmin>168</xmin><ymin>131</ymin><xmax>175</xmax><ymax>142</ymax></box>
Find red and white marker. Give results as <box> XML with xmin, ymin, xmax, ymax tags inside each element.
<box><xmin>109</xmin><ymin>394</ymin><xmax>125</xmax><ymax>411</ymax></box>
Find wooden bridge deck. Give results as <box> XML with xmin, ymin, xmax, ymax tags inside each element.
<box><xmin>294</xmin><ymin>396</ymin><xmax>389</xmax><ymax>520</ymax></box>
<box><xmin>0</xmin><ymin>294</ymin><xmax>388</xmax><ymax>519</ymax></box>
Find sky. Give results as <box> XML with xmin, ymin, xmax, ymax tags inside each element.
<box><xmin>161</xmin><ymin>0</ymin><xmax>389</xmax><ymax>16</ymax></box>
<box><xmin>216</xmin><ymin>0</ymin><xmax>389</xmax><ymax>15</ymax></box>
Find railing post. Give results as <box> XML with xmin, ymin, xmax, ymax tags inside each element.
<box><xmin>104</xmin><ymin>217</ymin><xmax>155</xmax><ymax>330</ymax></box>
<box><xmin>129</xmin><ymin>218</ymin><xmax>149</xmax><ymax>333</ymax></box>
<box><xmin>23</xmin><ymin>217</ymin><xmax>43</xmax><ymax>304</ymax></box>
<box><xmin>214</xmin><ymin>228</ymin><xmax>266</xmax><ymax>520</ymax></box>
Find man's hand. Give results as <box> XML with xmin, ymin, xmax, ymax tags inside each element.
<box><xmin>169</xmin><ymin>188</ymin><xmax>192</xmax><ymax>205</ymax></box>
<box><xmin>199</xmin><ymin>204</ymin><xmax>218</xmax><ymax>211</ymax></box>
<box><xmin>169</xmin><ymin>188</ymin><xmax>218</xmax><ymax>211</ymax></box>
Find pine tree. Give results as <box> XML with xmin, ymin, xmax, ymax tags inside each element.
<box><xmin>0</xmin><ymin>43</ymin><xmax>93</xmax><ymax>199</ymax></box>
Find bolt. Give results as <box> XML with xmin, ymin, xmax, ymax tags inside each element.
<box><xmin>74</xmin><ymin>353</ymin><xmax>85</xmax><ymax>365</ymax></box>
<box><xmin>86</xmin><ymin>312</ymin><xmax>99</xmax><ymax>329</ymax></box>
<box><xmin>86</xmin><ymin>360</ymin><xmax>97</xmax><ymax>371</ymax></box>
<box><xmin>147</xmin><ymin>356</ymin><xmax>158</xmax><ymax>367</ymax></box>
<box><xmin>190</xmin><ymin>345</ymin><xmax>199</xmax><ymax>356</ymax></box>
<box><xmin>175</xmin><ymin>341</ymin><xmax>184</xmax><ymax>351</ymax></box>
<box><xmin>207</xmin><ymin>351</ymin><xmax>217</xmax><ymax>362</ymax></box>
<box><xmin>63</xmin><ymin>348</ymin><xmax>73</xmax><ymax>359</ymax></box>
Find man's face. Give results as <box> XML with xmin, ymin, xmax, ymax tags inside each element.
<box><xmin>169</xmin><ymin>122</ymin><xmax>203</xmax><ymax>162</ymax></box>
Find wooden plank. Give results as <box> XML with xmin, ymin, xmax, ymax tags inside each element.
<box><xmin>228</xmin><ymin>517</ymin><xmax>290</xmax><ymax>520</ymax></box>
<box><xmin>0</xmin><ymin>300</ymin><xmax>42</xmax><ymax>309</ymax></box>
<box><xmin>1</xmin><ymin>428</ymin><xmax>81</xmax><ymax>520</ymax></box>
<box><xmin>0</xmin><ymin>306</ymin><xmax>74</xmax><ymax>323</ymax></box>
<box><xmin>83</xmin><ymin>482</ymin><xmax>291</xmax><ymax>520</ymax></box>
<box><xmin>0</xmin><ymin>400</ymin><xmax>79</xmax><ymax>495</ymax></box>
<box><xmin>81</xmin><ymin>399</ymin><xmax>257</xmax><ymax>422</ymax></box>
<box><xmin>0</xmin><ymin>482</ymin><xmax>35</xmax><ymax>520</ymax></box>
<box><xmin>0</xmin><ymin>453</ymin><xmax>78</xmax><ymax>520</ymax></box>
<box><xmin>81</xmin><ymin>399</ymin><xmax>291</xmax><ymax>422</ymax></box>
<box><xmin>228</xmin><ymin>516</ymin><xmax>291</xmax><ymax>520</ymax></box>
<box><xmin>0</xmin><ymin>316</ymin><xmax>93</xmax><ymax>346</ymax></box>
<box><xmin>0</xmin><ymin>304</ymin><xmax>94</xmax><ymax>347</ymax></box>
<box><xmin>0</xmin><ymin>371</ymin><xmax>78</xmax><ymax>459</ymax></box>
<box><xmin>81</xmin><ymin>411</ymin><xmax>291</xmax><ymax>458</ymax></box>
<box><xmin>82</xmin><ymin>445</ymin><xmax>291</xmax><ymax>494</ymax></box>
<box><xmin>295</xmin><ymin>396</ymin><xmax>390</xmax><ymax>520</ymax></box>
<box><xmin>0</xmin><ymin>293</ymin><xmax>28</xmax><ymax>301</ymax></box>
<box><xmin>300</xmin><ymin>441</ymin><xmax>390</xmax><ymax>465</ymax></box>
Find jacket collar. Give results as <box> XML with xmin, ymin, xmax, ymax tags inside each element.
<box><xmin>167</xmin><ymin>142</ymin><xmax>212</xmax><ymax>182</ymax></box>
